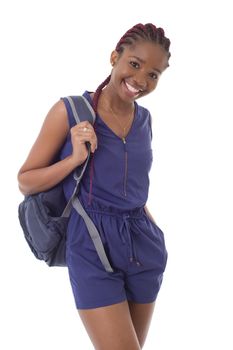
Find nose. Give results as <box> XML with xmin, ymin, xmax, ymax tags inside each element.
<box><xmin>133</xmin><ymin>72</ymin><xmax>147</xmax><ymax>90</ymax></box>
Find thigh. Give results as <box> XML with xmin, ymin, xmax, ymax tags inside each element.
<box><xmin>78</xmin><ymin>301</ymin><xmax>141</xmax><ymax>350</ymax></box>
<box><xmin>128</xmin><ymin>301</ymin><xmax>156</xmax><ymax>348</ymax></box>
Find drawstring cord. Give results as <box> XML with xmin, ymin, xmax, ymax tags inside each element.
<box><xmin>84</xmin><ymin>208</ymin><xmax>143</xmax><ymax>267</ymax></box>
<box><xmin>119</xmin><ymin>214</ymin><xmax>142</xmax><ymax>266</ymax></box>
<box><xmin>88</xmin><ymin>154</ymin><xmax>94</xmax><ymax>206</ymax></box>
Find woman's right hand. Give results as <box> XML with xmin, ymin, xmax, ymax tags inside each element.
<box><xmin>70</xmin><ymin>121</ymin><xmax>98</xmax><ymax>165</ymax></box>
<box><xmin>17</xmin><ymin>100</ymin><xmax>98</xmax><ymax>195</ymax></box>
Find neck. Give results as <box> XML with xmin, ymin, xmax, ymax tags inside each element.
<box><xmin>99</xmin><ymin>85</ymin><xmax>134</xmax><ymax>115</ymax></box>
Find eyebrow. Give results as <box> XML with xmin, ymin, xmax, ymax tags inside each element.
<box><xmin>129</xmin><ymin>55</ymin><xmax>162</xmax><ymax>74</ymax></box>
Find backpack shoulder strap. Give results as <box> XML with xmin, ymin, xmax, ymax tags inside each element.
<box><xmin>66</xmin><ymin>95</ymin><xmax>95</xmax><ymax>180</ymax></box>
<box><xmin>61</xmin><ymin>95</ymin><xmax>95</xmax><ymax>128</ymax></box>
<box><xmin>61</xmin><ymin>95</ymin><xmax>95</xmax><ymax>217</ymax></box>
<box><xmin>66</xmin><ymin>96</ymin><xmax>96</xmax><ymax>124</ymax></box>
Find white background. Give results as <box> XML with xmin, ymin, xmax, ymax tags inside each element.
<box><xmin>1</xmin><ymin>0</ymin><xmax>232</xmax><ymax>349</ymax></box>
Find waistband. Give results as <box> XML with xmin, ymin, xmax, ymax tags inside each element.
<box><xmin>80</xmin><ymin>195</ymin><xmax>145</xmax><ymax>219</ymax></box>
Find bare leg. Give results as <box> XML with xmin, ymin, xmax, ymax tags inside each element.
<box><xmin>78</xmin><ymin>300</ymin><xmax>141</xmax><ymax>350</ymax></box>
<box><xmin>128</xmin><ymin>301</ymin><xmax>156</xmax><ymax>348</ymax></box>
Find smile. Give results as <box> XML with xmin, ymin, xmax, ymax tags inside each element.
<box><xmin>124</xmin><ymin>81</ymin><xmax>144</xmax><ymax>97</ymax></box>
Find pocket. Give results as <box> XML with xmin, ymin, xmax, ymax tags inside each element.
<box><xmin>144</xmin><ymin>215</ymin><xmax>168</xmax><ymax>269</ymax></box>
<box><xmin>144</xmin><ymin>212</ymin><xmax>164</xmax><ymax>235</ymax></box>
<box><xmin>152</xmin><ymin>220</ymin><xmax>165</xmax><ymax>237</ymax></box>
<box><xmin>149</xmin><ymin>219</ymin><xmax>166</xmax><ymax>247</ymax></box>
<box><xmin>153</xmin><ymin>222</ymin><xmax>168</xmax><ymax>270</ymax></box>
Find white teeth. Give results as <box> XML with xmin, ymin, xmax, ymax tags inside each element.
<box><xmin>125</xmin><ymin>82</ymin><xmax>140</xmax><ymax>93</ymax></box>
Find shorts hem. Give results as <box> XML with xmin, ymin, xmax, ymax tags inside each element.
<box><xmin>76</xmin><ymin>294</ymin><xmax>127</xmax><ymax>310</ymax></box>
<box><xmin>127</xmin><ymin>295</ymin><xmax>158</xmax><ymax>304</ymax></box>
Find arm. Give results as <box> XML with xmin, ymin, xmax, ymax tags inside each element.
<box><xmin>144</xmin><ymin>205</ymin><xmax>157</xmax><ymax>225</ymax></box>
<box><xmin>17</xmin><ymin>99</ymin><xmax>97</xmax><ymax>195</ymax></box>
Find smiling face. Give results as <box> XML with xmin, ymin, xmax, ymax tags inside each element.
<box><xmin>109</xmin><ymin>40</ymin><xmax>169</xmax><ymax>103</ymax></box>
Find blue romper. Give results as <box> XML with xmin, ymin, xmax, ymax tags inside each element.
<box><xmin>60</xmin><ymin>91</ymin><xmax>168</xmax><ymax>310</ymax></box>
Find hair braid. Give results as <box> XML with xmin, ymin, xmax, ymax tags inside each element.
<box><xmin>92</xmin><ymin>75</ymin><xmax>111</xmax><ymax>114</ymax></box>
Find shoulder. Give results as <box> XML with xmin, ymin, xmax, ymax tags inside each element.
<box><xmin>45</xmin><ymin>99</ymin><xmax>68</xmax><ymax>124</ymax></box>
<box><xmin>41</xmin><ymin>99</ymin><xmax>69</xmax><ymax>135</ymax></box>
<box><xmin>136</xmin><ymin>102</ymin><xmax>151</xmax><ymax>119</ymax></box>
<box><xmin>136</xmin><ymin>102</ymin><xmax>152</xmax><ymax>126</ymax></box>
<box><xmin>136</xmin><ymin>102</ymin><xmax>153</xmax><ymax>139</ymax></box>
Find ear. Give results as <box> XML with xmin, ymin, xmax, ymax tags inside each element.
<box><xmin>110</xmin><ymin>50</ymin><xmax>119</xmax><ymax>67</ymax></box>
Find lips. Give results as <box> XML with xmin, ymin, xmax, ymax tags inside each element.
<box><xmin>124</xmin><ymin>81</ymin><xmax>144</xmax><ymax>97</ymax></box>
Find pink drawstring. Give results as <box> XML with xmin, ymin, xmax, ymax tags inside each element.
<box><xmin>87</xmin><ymin>121</ymin><xmax>98</xmax><ymax>206</ymax></box>
<box><xmin>88</xmin><ymin>154</ymin><xmax>94</xmax><ymax>205</ymax></box>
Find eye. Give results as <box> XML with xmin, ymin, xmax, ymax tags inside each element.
<box><xmin>129</xmin><ymin>61</ymin><xmax>140</xmax><ymax>69</ymax></box>
<box><xmin>149</xmin><ymin>72</ymin><xmax>158</xmax><ymax>80</ymax></box>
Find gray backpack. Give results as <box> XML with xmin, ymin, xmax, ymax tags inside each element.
<box><xmin>18</xmin><ymin>96</ymin><xmax>113</xmax><ymax>272</ymax></box>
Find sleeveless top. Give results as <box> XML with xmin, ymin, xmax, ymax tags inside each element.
<box><xmin>59</xmin><ymin>91</ymin><xmax>153</xmax><ymax>211</ymax></box>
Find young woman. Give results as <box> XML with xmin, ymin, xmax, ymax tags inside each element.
<box><xmin>18</xmin><ymin>23</ymin><xmax>171</xmax><ymax>350</ymax></box>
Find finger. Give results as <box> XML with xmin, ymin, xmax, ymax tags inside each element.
<box><xmin>87</xmin><ymin>136</ymin><xmax>98</xmax><ymax>153</ymax></box>
<box><xmin>79</xmin><ymin>121</ymin><xmax>94</xmax><ymax>130</ymax></box>
<box><xmin>86</xmin><ymin>134</ymin><xmax>98</xmax><ymax>153</ymax></box>
<box><xmin>78</xmin><ymin>134</ymin><xmax>98</xmax><ymax>151</ymax></box>
<box><xmin>71</xmin><ymin>124</ymin><xmax>97</xmax><ymax>150</ymax></box>
<box><xmin>80</xmin><ymin>126</ymin><xmax>94</xmax><ymax>135</ymax></box>
<box><xmin>83</xmin><ymin>126</ymin><xmax>92</xmax><ymax>133</ymax></box>
<box><xmin>72</xmin><ymin>121</ymin><xmax>95</xmax><ymax>137</ymax></box>
<box><xmin>90</xmin><ymin>140</ymin><xmax>98</xmax><ymax>153</ymax></box>
<box><xmin>81</xmin><ymin>140</ymin><xmax>97</xmax><ymax>153</ymax></box>
<box><xmin>73</xmin><ymin>127</ymin><xmax>92</xmax><ymax>136</ymax></box>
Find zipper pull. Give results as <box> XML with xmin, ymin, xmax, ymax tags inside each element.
<box><xmin>122</xmin><ymin>137</ymin><xmax>126</xmax><ymax>144</ymax></box>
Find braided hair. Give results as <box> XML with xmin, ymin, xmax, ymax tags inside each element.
<box><xmin>92</xmin><ymin>23</ymin><xmax>171</xmax><ymax>112</ymax></box>
<box><xmin>88</xmin><ymin>23</ymin><xmax>171</xmax><ymax>205</ymax></box>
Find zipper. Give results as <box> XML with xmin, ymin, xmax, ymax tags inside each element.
<box><xmin>122</xmin><ymin>137</ymin><xmax>128</xmax><ymax>197</ymax></box>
